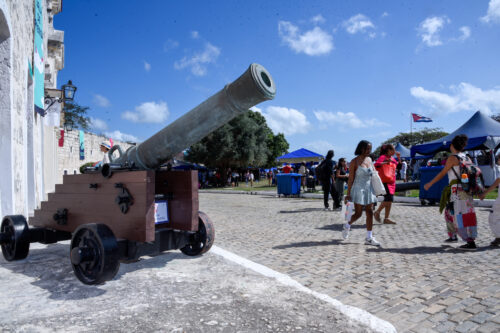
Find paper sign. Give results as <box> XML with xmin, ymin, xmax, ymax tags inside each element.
<box><xmin>154</xmin><ymin>200</ymin><xmax>169</xmax><ymax>224</ymax></box>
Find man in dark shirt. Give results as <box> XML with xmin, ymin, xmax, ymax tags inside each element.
<box><xmin>320</xmin><ymin>150</ymin><xmax>340</xmax><ymax>210</ymax></box>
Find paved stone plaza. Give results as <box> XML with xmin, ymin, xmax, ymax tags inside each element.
<box><xmin>0</xmin><ymin>242</ymin><xmax>372</xmax><ymax>332</ymax></box>
<box><xmin>199</xmin><ymin>192</ymin><xmax>500</xmax><ymax>333</ymax></box>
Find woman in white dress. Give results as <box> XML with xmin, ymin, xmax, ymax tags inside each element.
<box><xmin>343</xmin><ymin>140</ymin><xmax>380</xmax><ymax>246</ymax></box>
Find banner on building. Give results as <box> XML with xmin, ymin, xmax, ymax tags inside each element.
<box><xmin>34</xmin><ymin>0</ymin><xmax>44</xmax><ymax>116</ymax></box>
<box><xmin>79</xmin><ymin>130</ymin><xmax>85</xmax><ymax>160</ymax></box>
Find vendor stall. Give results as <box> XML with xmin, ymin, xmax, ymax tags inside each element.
<box><xmin>411</xmin><ymin>111</ymin><xmax>500</xmax><ymax>186</ymax></box>
<box><xmin>277</xmin><ymin>148</ymin><xmax>323</xmax><ymax>164</ymax></box>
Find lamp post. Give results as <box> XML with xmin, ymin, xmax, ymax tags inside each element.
<box><xmin>43</xmin><ymin>80</ymin><xmax>77</xmax><ymax>116</ymax></box>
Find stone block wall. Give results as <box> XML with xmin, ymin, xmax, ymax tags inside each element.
<box><xmin>56</xmin><ymin>129</ymin><xmax>135</xmax><ymax>182</ymax></box>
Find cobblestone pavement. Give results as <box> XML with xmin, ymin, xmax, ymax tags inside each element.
<box><xmin>200</xmin><ymin>193</ymin><xmax>500</xmax><ymax>333</ymax></box>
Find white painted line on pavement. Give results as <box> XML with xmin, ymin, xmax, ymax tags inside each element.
<box><xmin>212</xmin><ymin>245</ymin><xmax>397</xmax><ymax>333</ymax></box>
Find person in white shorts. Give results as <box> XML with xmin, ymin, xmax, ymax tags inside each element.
<box><xmin>479</xmin><ymin>178</ymin><xmax>500</xmax><ymax>247</ymax></box>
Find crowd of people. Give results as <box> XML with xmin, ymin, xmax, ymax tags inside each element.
<box><xmin>324</xmin><ymin>135</ymin><xmax>500</xmax><ymax>250</ymax></box>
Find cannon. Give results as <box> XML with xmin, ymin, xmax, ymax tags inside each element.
<box><xmin>0</xmin><ymin>63</ymin><xmax>276</xmax><ymax>284</ymax></box>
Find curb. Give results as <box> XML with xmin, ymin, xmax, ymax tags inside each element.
<box><xmin>200</xmin><ymin>189</ymin><xmax>494</xmax><ymax>207</ymax></box>
<box><xmin>212</xmin><ymin>245</ymin><xmax>397</xmax><ymax>333</ymax></box>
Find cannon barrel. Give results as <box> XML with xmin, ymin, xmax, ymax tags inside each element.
<box><xmin>113</xmin><ymin>63</ymin><xmax>276</xmax><ymax>170</ymax></box>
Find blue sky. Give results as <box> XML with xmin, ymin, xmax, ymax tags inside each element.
<box><xmin>55</xmin><ymin>0</ymin><xmax>500</xmax><ymax>160</ymax></box>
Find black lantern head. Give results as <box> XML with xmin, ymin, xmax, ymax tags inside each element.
<box><xmin>62</xmin><ymin>80</ymin><xmax>77</xmax><ymax>101</ymax></box>
<box><xmin>63</xmin><ymin>119</ymin><xmax>74</xmax><ymax>132</ymax></box>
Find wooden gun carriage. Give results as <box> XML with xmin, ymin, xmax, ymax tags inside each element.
<box><xmin>0</xmin><ymin>64</ymin><xmax>276</xmax><ymax>284</ymax></box>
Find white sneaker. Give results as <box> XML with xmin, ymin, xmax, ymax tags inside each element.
<box><xmin>342</xmin><ymin>225</ymin><xmax>350</xmax><ymax>240</ymax></box>
<box><xmin>365</xmin><ymin>237</ymin><xmax>381</xmax><ymax>246</ymax></box>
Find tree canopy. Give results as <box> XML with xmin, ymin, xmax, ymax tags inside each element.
<box><xmin>63</xmin><ymin>102</ymin><xmax>90</xmax><ymax>130</ymax></box>
<box><xmin>373</xmin><ymin>127</ymin><xmax>449</xmax><ymax>156</ymax></box>
<box><xmin>185</xmin><ymin>110</ymin><xmax>289</xmax><ymax>169</ymax></box>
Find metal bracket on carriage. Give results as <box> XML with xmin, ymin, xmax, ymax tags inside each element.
<box><xmin>155</xmin><ymin>193</ymin><xmax>174</xmax><ymax>201</ymax></box>
<box><xmin>114</xmin><ymin>183</ymin><xmax>134</xmax><ymax>214</ymax></box>
<box><xmin>53</xmin><ymin>208</ymin><xmax>68</xmax><ymax>225</ymax></box>
<box><xmin>89</xmin><ymin>183</ymin><xmax>99</xmax><ymax>190</ymax></box>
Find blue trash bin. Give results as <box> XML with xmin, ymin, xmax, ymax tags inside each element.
<box><xmin>419</xmin><ymin>166</ymin><xmax>448</xmax><ymax>205</ymax></box>
<box><xmin>277</xmin><ymin>173</ymin><xmax>301</xmax><ymax>197</ymax></box>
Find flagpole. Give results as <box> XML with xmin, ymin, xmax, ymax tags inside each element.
<box><xmin>410</xmin><ymin>113</ymin><xmax>412</xmax><ymax>147</ymax></box>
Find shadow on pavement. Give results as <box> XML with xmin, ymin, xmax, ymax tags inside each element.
<box><xmin>280</xmin><ymin>208</ymin><xmax>327</xmax><ymax>213</ymax></box>
<box><xmin>317</xmin><ymin>223</ymin><xmax>366</xmax><ymax>231</ymax></box>
<box><xmin>366</xmin><ymin>244</ymin><xmax>494</xmax><ymax>254</ymax></box>
<box><xmin>273</xmin><ymin>239</ymin><xmax>345</xmax><ymax>249</ymax></box>
<box><xmin>0</xmin><ymin>243</ymin><xmax>196</xmax><ymax>300</ymax></box>
<box><xmin>395</xmin><ymin>203</ymin><xmax>435</xmax><ymax>208</ymax></box>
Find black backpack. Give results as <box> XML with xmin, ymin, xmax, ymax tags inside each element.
<box><xmin>316</xmin><ymin>160</ymin><xmax>329</xmax><ymax>179</ymax></box>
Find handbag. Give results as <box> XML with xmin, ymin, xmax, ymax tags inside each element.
<box><xmin>378</xmin><ymin>157</ymin><xmax>395</xmax><ymax>183</ymax></box>
<box><xmin>343</xmin><ymin>201</ymin><xmax>354</xmax><ymax>222</ymax></box>
<box><xmin>371</xmin><ymin>166</ymin><xmax>386</xmax><ymax>196</ymax></box>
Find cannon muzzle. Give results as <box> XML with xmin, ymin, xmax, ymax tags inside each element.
<box><xmin>112</xmin><ymin>63</ymin><xmax>276</xmax><ymax>170</ymax></box>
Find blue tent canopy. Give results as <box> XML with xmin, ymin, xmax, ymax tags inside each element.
<box><xmin>277</xmin><ymin>148</ymin><xmax>323</xmax><ymax>163</ymax></box>
<box><xmin>395</xmin><ymin>143</ymin><xmax>431</xmax><ymax>160</ymax></box>
<box><xmin>411</xmin><ymin>111</ymin><xmax>500</xmax><ymax>157</ymax></box>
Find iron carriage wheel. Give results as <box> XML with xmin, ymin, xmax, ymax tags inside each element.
<box><xmin>70</xmin><ymin>223</ymin><xmax>120</xmax><ymax>285</ymax></box>
<box><xmin>0</xmin><ymin>215</ymin><xmax>30</xmax><ymax>261</ymax></box>
<box><xmin>180</xmin><ymin>211</ymin><xmax>215</xmax><ymax>256</ymax></box>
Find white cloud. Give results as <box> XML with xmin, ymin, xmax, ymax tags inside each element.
<box><xmin>89</xmin><ymin>117</ymin><xmax>108</xmax><ymax>131</ymax></box>
<box><xmin>313</xmin><ymin>111</ymin><xmax>389</xmax><ymax>129</ymax></box>
<box><xmin>121</xmin><ymin>101</ymin><xmax>169</xmax><ymax>123</ymax></box>
<box><xmin>174</xmin><ymin>42</ymin><xmax>220</xmax><ymax>76</ymax></box>
<box><xmin>311</xmin><ymin>14</ymin><xmax>326</xmax><ymax>24</ymax></box>
<box><xmin>92</xmin><ymin>94</ymin><xmax>111</xmax><ymax>108</ymax></box>
<box><xmin>481</xmin><ymin>0</ymin><xmax>500</xmax><ymax>23</ymax></box>
<box><xmin>144</xmin><ymin>61</ymin><xmax>151</xmax><ymax>72</ymax></box>
<box><xmin>417</xmin><ymin>16</ymin><xmax>450</xmax><ymax>47</ymax></box>
<box><xmin>303</xmin><ymin>140</ymin><xmax>335</xmax><ymax>155</ymax></box>
<box><xmin>278</xmin><ymin>21</ymin><xmax>333</xmax><ymax>56</ymax></box>
<box><xmin>410</xmin><ymin>83</ymin><xmax>500</xmax><ymax>115</ymax></box>
<box><xmin>260</xmin><ymin>106</ymin><xmax>311</xmax><ymax>135</ymax></box>
<box><xmin>458</xmin><ymin>26</ymin><xmax>471</xmax><ymax>41</ymax></box>
<box><xmin>163</xmin><ymin>39</ymin><xmax>179</xmax><ymax>52</ymax></box>
<box><xmin>303</xmin><ymin>140</ymin><xmax>352</xmax><ymax>158</ymax></box>
<box><xmin>381</xmin><ymin>12</ymin><xmax>389</xmax><ymax>18</ymax></box>
<box><xmin>104</xmin><ymin>130</ymin><xmax>139</xmax><ymax>143</ymax></box>
<box><xmin>191</xmin><ymin>30</ymin><xmax>200</xmax><ymax>39</ymax></box>
<box><xmin>343</xmin><ymin>14</ymin><xmax>376</xmax><ymax>35</ymax></box>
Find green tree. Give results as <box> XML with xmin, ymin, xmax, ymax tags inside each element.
<box><xmin>186</xmin><ymin>110</ymin><xmax>288</xmax><ymax>169</ymax></box>
<box><xmin>63</xmin><ymin>102</ymin><xmax>90</xmax><ymax>130</ymax></box>
<box><xmin>266</xmin><ymin>133</ymin><xmax>289</xmax><ymax>166</ymax></box>
<box><xmin>373</xmin><ymin>128</ymin><xmax>449</xmax><ymax>156</ymax></box>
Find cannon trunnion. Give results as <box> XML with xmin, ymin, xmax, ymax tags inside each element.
<box><xmin>0</xmin><ymin>63</ymin><xmax>275</xmax><ymax>284</ymax></box>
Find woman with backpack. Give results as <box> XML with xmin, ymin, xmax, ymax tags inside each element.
<box><xmin>373</xmin><ymin>144</ymin><xmax>401</xmax><ymax>224</ymax></box>
<box><xmin>424</xmin><ymin>134</ymin><xmax>478</xmax><ymax>250</ymax></box>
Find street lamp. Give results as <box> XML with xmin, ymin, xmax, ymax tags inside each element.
<box><xmin>63</xmin><ymin>119</ymin><xmax>74</xmax><ymax>132</ymax></box>
<box><xmin>43</xmin><ymin>80</ymin><xmax>77</xmax><ymax>115</ymax></box>
<box><xmin>61</xmin><ymin>80</ymin><xmax>77</xmax><ymax>101</ymax></box>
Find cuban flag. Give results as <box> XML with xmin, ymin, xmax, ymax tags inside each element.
<box><xmin>412</xmin><ymin>113</ymin><xmax>432</xmax><ymax>122</ymax></box>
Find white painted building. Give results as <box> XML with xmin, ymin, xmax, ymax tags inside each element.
<box><xmin>0</xmin><ymin>0</ymin><xmax>64</xmax><ymax>218</ymax></box>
